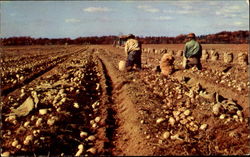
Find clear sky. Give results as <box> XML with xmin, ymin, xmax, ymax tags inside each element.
<box><xmin>0</xmin><ymin>0</ymin><xmax>249</xmax><ymax>38</ymax></box>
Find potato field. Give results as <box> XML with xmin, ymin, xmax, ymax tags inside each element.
<box><xmin>1</xmin><ymin>44</ymin><xmax>249</xmax><ymax>156</ymax></box>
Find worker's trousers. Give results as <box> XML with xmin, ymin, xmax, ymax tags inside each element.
<box><xmin>183</xmin><ymin>57</ymin><xmax>202</xmax><ymax>70</ymax></box>
<box><xmin>126</xmin><ymin>50</ymin><xmax>141</xmax><ymax>69</ymax></box>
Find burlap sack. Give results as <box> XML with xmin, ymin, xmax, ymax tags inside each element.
<box><xmin>201</xmin><ymin>50</ymin><xmax>209</xmax><ymax>61</ymax></box>
<box><xmin>238</xmin><ymin>53</ymin><xmax>248</xmax><ymax>65</ymax></box>
<box><xmin>160</xmin><ymin>54</ymin><xmax>174</xmax><ymax>76</ymax></box>
<box><xmin>224</xmin><ymin>52</ymin><xmax>233</xmax><ymax>63</ymax></box>
<box><xmin>211</xmin><ymin>51</ymin><xmax>219</xmax><ymax>61</ymax></box>
<box><xmin>176</xmin><ymin>50</ymin><xmax>183</xmax><ymax>57</ymax></box>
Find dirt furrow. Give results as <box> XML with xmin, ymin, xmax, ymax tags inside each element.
<box><xmin>172</xmin><ymin>70</ymin><xmax>249</xmax><ymax>115</ymax></box>
<box><xmin>95</xmin><ymin>57</ymin><xmax>117</xmax><ymax>155</ymax></box>
<box><xmin>1</xmin><ymin>57</ymin><xmax>67</xmax><ymax>96</ymax></box>
<box><xmin>97</xmin><ymin>53</ymin><xmax>154</xmax><ymax>156</ymax></box>
<box><xmin>1</xmin><ymin>48</ymin><xmax>87</xmax><ymax>96</ymax></box>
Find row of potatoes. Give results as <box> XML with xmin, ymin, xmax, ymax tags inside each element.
<box><xmin>142</xmin><ymin>48</ymin><xmax>248</xmax><ymax>65</ymax></box>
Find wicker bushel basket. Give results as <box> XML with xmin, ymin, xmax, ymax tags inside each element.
<box><xmin>118</xmin><ymin>60</ymin><xmax>126</xmax><ymax>71</ymax></box>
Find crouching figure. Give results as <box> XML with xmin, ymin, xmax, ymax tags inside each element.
<box><xmin>124</xmin><ymin>34</ymin><xmax>142</xmax><ymax>71</ymax></box>
<box><xmin>182</xmin><ymin>33</ymin><xmax>202</xmax><ymax>70</ymax></box>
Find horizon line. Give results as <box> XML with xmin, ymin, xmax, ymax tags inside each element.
<box><xmin>1</xmin><ymin>30</ymin><xmax>249</xmax><ymax>39</ymax></box>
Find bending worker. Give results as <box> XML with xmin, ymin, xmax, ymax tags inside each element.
<box><xmin>124</xmin><ymin>34</ymin><xmax>142</xmax><ymax>71</ymax></box>
<box><xmin>183</xmin><ymin>33</ymin><xmax>202</xmax><ymax>70</ymax></box>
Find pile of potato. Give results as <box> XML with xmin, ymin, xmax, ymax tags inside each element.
<box><xmin>2</xmin><ymin>52</ymin><xmax>103</xmax><ymax>156</ymax></box>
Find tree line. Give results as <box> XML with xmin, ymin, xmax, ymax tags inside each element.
<box><xmin>0</xmin><ymin>30</ymin><xmax>249</xmax><ymax>46</ymax></box>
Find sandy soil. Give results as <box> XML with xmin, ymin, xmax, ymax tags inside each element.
<box><xmin>1</xmin><ymin>44</ymin><xmax>249</xmax><ymax>156</ymax></box>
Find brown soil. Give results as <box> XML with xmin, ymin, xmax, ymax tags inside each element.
<box><xmin>1</xmin><ymin>44</ymin><xmax>249</xmax><ymax>156</ymax></box>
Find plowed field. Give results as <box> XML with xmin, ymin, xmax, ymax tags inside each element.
<box><xmin>1</xmin><ymin>44</ymin><xmax>249</xmax><ymax>156</ymax></box>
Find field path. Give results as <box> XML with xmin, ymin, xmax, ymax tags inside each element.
<box><xmin>96</xmin><ymin>52</ymin><xmax>154</xmax><ymax>155</ymax></box>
